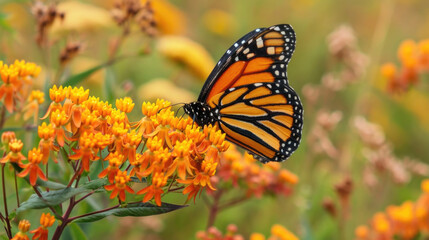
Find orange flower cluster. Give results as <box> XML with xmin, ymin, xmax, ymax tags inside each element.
<box><xmin>381</xmin><ymin>39</ymin><xmax>429</xmax><ymax>93</ymax></box>
<box><xmin>215</xmin><ymin>145</ymin><xmax>298</xmax><ymax>198</ymax></box>
<box><xmin>0</xmin><ymin>60</ymin><xmax>41</xmax><ymax>113</ymax></box>
<box><xmin>11</xmin><ymin>213</ymin><xmax>55</xmax><ymax>240</ymax></box>
<box><xmin>196</xmin><ymin>224</ymin><xmax>299</xmax><ymax>240</ymax></box>
<box><xmin>3</xmin><ymin>84</ymin><xmax>230</xmax><ymax>206</ymax></box>
<box><xmin>355</xmin><ymin>179</ymin><xmax>429</xmax><ymax>240</ymax></box>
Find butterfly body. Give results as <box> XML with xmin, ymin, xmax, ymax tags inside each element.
<box><xmin>184</xmin><ymin>24</ymin><xmax>303</xmax><ymax>163</ymax></box>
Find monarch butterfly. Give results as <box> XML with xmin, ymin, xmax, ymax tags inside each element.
<box><xmin>183</xmin><ymin>24</ymin><xmax>303</xmax><ymax>163</ymax></box>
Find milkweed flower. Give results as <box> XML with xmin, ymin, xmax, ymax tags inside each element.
<box><xmin>356</xmin><ymin>178</ymin><xmax>429</xmax><ymax>240</ymax></box>
<box><xmin>104</xmin><ymin>170</ymin><xmax>134</xmax><ymax>202</ymax></box>
<box><xmin>0</xmin><ymin>139</ymin><xmax>26</xmax><ymax>166</ymax></box>
<box><xmin>38</xmin><ymin>122</ymin><xmax>58</xmax><ymax>164</ymax></box>
<box><xmin>11</xmin><ymin>219</ymin><xmax>31</xmax><ymax>240</ymax></box>
<box><xmin>381</xmin><ymin>38</ymin><xmax>429</xmax><ymax>93</ymax></box>
<box><xmin>30</xmin><ymin>213</ymin><xmax>55</xmax><ymax>240</ymax></box>
<box><xmin>17</xmin><ymin>148</ymin><xmax>47</xmax><ymax>185</ymax></box>
<box><xmin>0</xmin><ymin>60</ymin><xmax>41</xmax><ymax>113</ymax></box>
<box><xmin>23</xmin><ymin>90</ymin><xmax>45</xmax><ymax>124</ymax></box>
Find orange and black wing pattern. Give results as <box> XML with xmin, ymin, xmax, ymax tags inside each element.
<box><xmin>184</xmin><ymin>24</ymin><xmax>303</xmax><ymax>163</ymax></box>
<box><xmin>198</xmin><ymin>24</ymin><xmax>296</xmax><ymax>102</ymax></box>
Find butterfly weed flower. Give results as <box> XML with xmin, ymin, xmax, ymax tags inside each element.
<box><xmin>116</xmin><ymin>97</ymin><xmax>135</xmax><ymax>113</ymax></box>
<box><xmin>99</xmin><ymin>151</ymin><xmax>125</xmax><ymax>183</ymax></box>
<box><xmin>22</xmin><ymin>90</ymin><xmax>45</xmax><ymax>124</ymax></box>
<box><xmin>11</xmin><ymin>219</ymin><xmax>31</xmax><ymax>240</ymax></box>
<box><xmin>30</xmin><ymin>213</ymin><xmax>55</xmax><ymax>240</ymax></box>
<box><xmin>382</xmin><ymin>38</ymin><xmax>429</xmax><ymax>93</ymax></box>
<box><xmin>17</xmin><ymin>148</ymin><xmax>47</xmax><ymax>185</ymax></box>
<box><xmin>38</xmin><ymin>122</ymin><xmax>58</xmax><ymax>164</ymax></box>
<box><xmin>137</xmin><ymin>171</ymin><xmax>169</xmax><ymax>206</ymax></box>
<box><xmin>50</xmin><ymin>109</ymin><xmax>69</xmax><ymax>147</ymax></box>
<box><xmin>69</xmin><ymin>131</ymin><xmax>100</xmax><ymax>172</ymax></box>
<box><xmin>0</xmin><ymin>139</ymin><xmax>26</xmax><ymax>166</ymax></box>
<box><xmin>196</xmin><ymin>224</ymin><xmax>298</xmax><ymax>240</ymax></box>
<box><xmin>355</xmin><ymin>178</ymin><xmax>429</xmax><ymax>240</ymax></box>
<box><xmin>105</xmin><ymin>170</ymin><xmax>134</xmax><ymax>202</ymax></box>
<box><xmin>66</xmin><ymin>86</ymin><xmax>90</xmax><ymax>129</ymax></box>
<box><xmin>1</xmin><ymin>131</ymin><xmax>16</xmax><ymax>147</ymax></box>
<box><xmin>0</xmin><ymin>60</ymin><xmax>41</xmax><ymax>113</ymax></box>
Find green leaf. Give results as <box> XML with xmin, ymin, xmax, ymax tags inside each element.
<box><xmin>16</xmin><ymin>179</ymin><xmax>109</xmax><ymax>212</ymax></box>
<box><xmin>63</xmin><ymin>64</ymin><xmax>106</xmax><ymax>86</ymax></box>
<box><xmin>36</xmin><ymin>179</ymin><xmax>68</xmax><ymax>190</ymax></box>
<box><xmin>72</xmin><ymin>202</ymin><xmax>186</xmax><ymax>223</ymax></box>
<box><xmin>17</xmin><ymin>187</ymin><xmax>90</xmax><ymax>212</ymax></box>
<box><xmin>80</xmin><ymin>178</ymin><xmax>109</xmax><ymax>190</ymax></box>
<box><xmin>69</xmin><ymin>223</ymin><xmax>88</xmax><ymax>240</ymax></box>
<box><xmin>103</xmin><ymin>67</ymin><xmax>115</xmax><ymax>103</ymax></box>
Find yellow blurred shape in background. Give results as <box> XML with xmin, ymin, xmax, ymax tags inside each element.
<box><xmin>395</xmin><ymin>88</ymin><xmax>429</xmax><ymax>132</ymax></box>
<box><xmin>141</xmin><ymin>0</ymin><xmax>186</xmax><ymax>35</ymax></box>
<box><xmin>157</xmin><ymin>36</ymin><xmax>215</xmax><ymax>81</ymax></box>
<box><xmin>203</xmin><ymin>9</ymin><xmax>236</xmax><ymax>37</ymax></box>
<box><xmin>1</xmin><ymin>3</ymin><xmax>30</xmax><ymax>31</ymax></box>
<box><xmin>138</xmin><ymin>78</ymin><xmax>196</xmax><ymax>103</ymax></box>
<box><xmin>51</xmin><ymin>1</ymin><xmax>114</xmax><ymax>34</ymax></box>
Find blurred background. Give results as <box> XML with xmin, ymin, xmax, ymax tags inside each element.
<box><xmin>1</xmin><ymin>0</ymin><xmax>429</xmax><ymax>239</ymax></box>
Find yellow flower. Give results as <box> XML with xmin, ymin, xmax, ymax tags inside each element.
<box><xmin>278</xmin><ymin>169</ymin><xmax>299</xmax><ymax>185</ymax></box>
<box><xmin>51</xmin><ymin>1</ymin><xmax>113</xmax><ymax>33</ymax></box>
<box><xmin>30</xmin><ymin>213</ymin><xmax>55</xmax><ymax>240</ymax></box>
<box><xmin>203</xmin><ymin>9</ymin><xmax>236</xmax><ymax>37</ymax></box>
<box><xmin>116</xmin><ymin>97</ymin><xmax>135</xmax><ymax>113</ymax></box>
<box><xmin>1</xmin><ymin>131</ymin><xmax>16</xmax><ymax>144</ymax></box>
<box><xmin>270</xmin><ymin>224</ymin><xmax>299</xmax><ymax>240</ymax></box>
<box><xmin>354</xmin><ymin>225</ymin><xmax>369</xmax><ymax>239</ymax></box>
<box><xmin>105</xmin><ymin>170</ymin><xmax>134</xmax><ymax>201</ymax></box>
<box><xmin>67</xmin><ymin>86</ymin><xmax>89</xmax><ymax>105</ymax></box>
<box><xmin>422</xmin><ymin>179</ymin><xmax>429</xmax><ymax>193</ymax></box>
<box><xmin>142</xmin><ymin>0</ymin><xmax>186</xmax><ymax>35</ymax></box>
<box><xmin>380</xmin><ymin>63</ymin><xmax>397</xmax><ymax>79</ymax></box>
<box><xmin>17</xmin><ymin>148</ymin><xmax>47</xmax><ymax>185</ymax></box>
<box><xmin>11</xmin><ymin>219</ymin><xmax>31</xmax><ymax>240</ymax></box>
<box><xmin>250</xmin><ymin>233</ymin><xmax>265</xmax><ymax>240</ymax></box>
<box><xmin>137</xmin><ymin>78</ymin><xmax>196</xmax><ymax>103</ymax></box>
<box><xmin>157</xmin><ymin>36</ymin><xmax>215</xmax><ymax>80</ymax></box>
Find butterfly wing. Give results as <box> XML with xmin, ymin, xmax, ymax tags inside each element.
<box><xmin>198</xmin><ymin>24</ymin><xmax>296</xmax><ymax>103</ymax></box>
<box><xmin>184</xmin><ymin>24</ymin><xmax>302</xmax><ymax>163</ymax></box>
<box><xmin>207</xmin><ymin>82</ymin><xmax>303</xmax><ymax>162</ymax></box>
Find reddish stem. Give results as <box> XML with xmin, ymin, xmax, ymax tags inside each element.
<box><xmin>1</xmin><ymin>164</ymin><xmax>12</xmax><ymax>238</ymax></box>
<box><xmin>206</xmin><ymin>190</ymin><xmax>223</xmax><ymax>229</ymax></box>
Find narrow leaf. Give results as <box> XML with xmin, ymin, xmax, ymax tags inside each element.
<box><xmin>17</xmin><ymin>187</ymin><xmax>90</xmax><ymax>212</ymax></box>
<box><xmin>72</xmin><ymin>202</ymin><xmax>186</xmax><ymax>223</ymax></box>
<box><xmin>103</xmin><ymin>67</ymin><xmax>115</xmax><ymax>103</ymax></box>
<box><xmin>63</xmin><ymin>64</ymin><xmax>106</xmax><ymax>86</ymax></box>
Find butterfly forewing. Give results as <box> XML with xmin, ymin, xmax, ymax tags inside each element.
<box><xmin>198</xmin><ymin>24</ymin><xmax>296</xmax><ymax>103</ymax></box>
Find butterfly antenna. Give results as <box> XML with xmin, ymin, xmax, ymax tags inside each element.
<box><xmin>157</xmin><ymin>102</ymin><xmax>185</xmax><ymax>114</ymax></box>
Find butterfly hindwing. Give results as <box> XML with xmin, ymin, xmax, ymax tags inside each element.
<box><xmin>208</xmin><ymin>82</ymin><xmax>303</xmax><ymax>163</ymax></box>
